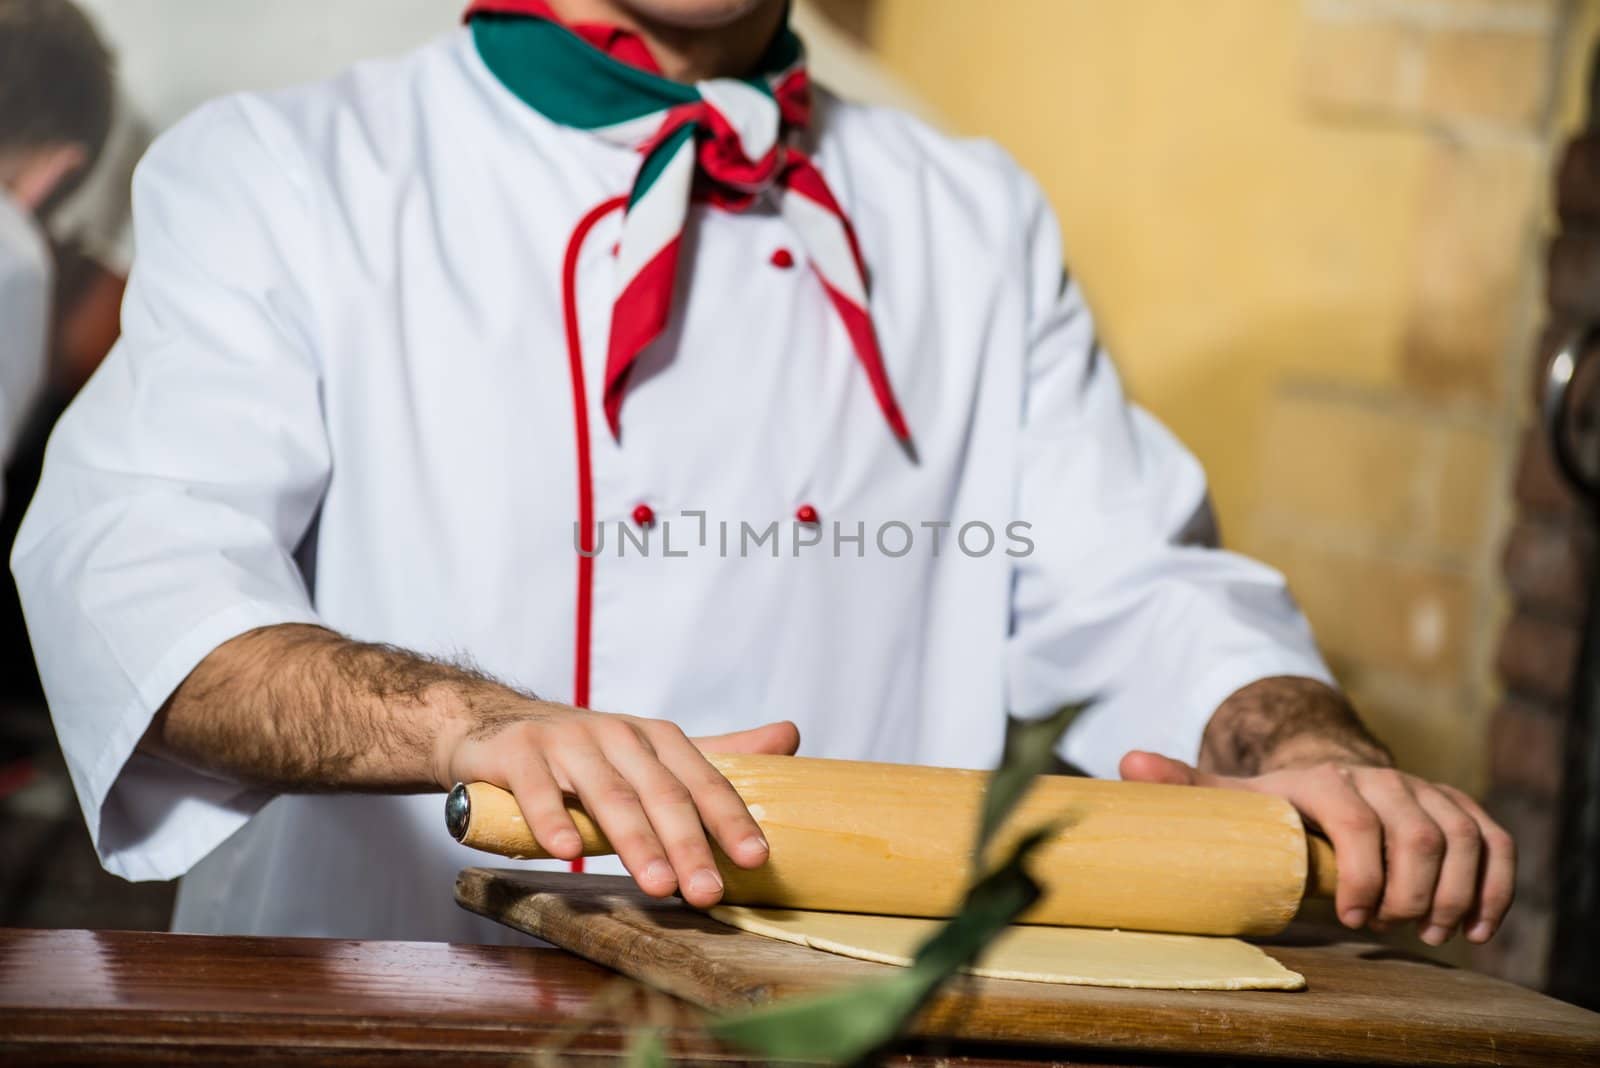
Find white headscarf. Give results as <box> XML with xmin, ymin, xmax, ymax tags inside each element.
<box><xmin>0</xmin><ymin>188</ymin><xmax>52</xmax><ymax>512</ymax></box>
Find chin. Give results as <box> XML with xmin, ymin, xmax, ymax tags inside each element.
<box><xmin>620</xmin><ymin>0</ymin><xmax>780</xmax><ymax>28</ymax></box>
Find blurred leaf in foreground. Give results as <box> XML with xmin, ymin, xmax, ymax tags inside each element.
<box><xmin>622</xmin><ymin>1029</ymin><xmax>666</xmax><ymax>1068</ymax></box>
<box><xmin>973</xmin><ymin>702</ymin><xmax>1086</xmax><ymax>869</ymax></box>
<box><xmin>708</xmin><ymin>702</ymin><xmax>1087</xmax><ymax>1065</ymax></box>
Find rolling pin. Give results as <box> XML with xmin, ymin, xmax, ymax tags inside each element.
<box><xmin>446</xmin><ymin>753</ymin><xmax>1338</xmax><ymax>937</ymax></box>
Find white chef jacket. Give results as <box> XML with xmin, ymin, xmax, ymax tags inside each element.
<box><xmin>0</xmin><ymin>189</ymin><xmax>52</xmax><ymax>513</ymax></box>
<box><xmin>13</xmin><ymin>28</ymin><xmax>1332</xmax><ymax>943</ymax></box>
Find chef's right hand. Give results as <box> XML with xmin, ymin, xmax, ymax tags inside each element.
<box><xmin>435</xmin><ymin>705</ymin><xmax>799</xmax><ymax>908</ymax></box>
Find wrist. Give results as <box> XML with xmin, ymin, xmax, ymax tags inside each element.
<box><xmin>427</xmin><ymin>678</ymin><xmax>562</xmax><ymax>790</ymax></box>
<box><xmin>1200</xmin><ymin>676</ymin><xmax>1392</xmax><ymax>777</ymax></box>
<box><xmin>1255</xmin><ymin>732</ymin><xmax>1392</xmax><ymax>774</ymax></box>
<box><xmin>427</xmin><ymin>677</ymin><xmax>499</xmax><ymax>791</ymax></box>
<box><xmin>430</xmin><ymin>699</ymin><xmax>472</xmax><ymax>791</ymax></box>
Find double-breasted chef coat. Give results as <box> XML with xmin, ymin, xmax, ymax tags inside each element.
<box><xmin>12</xmin><ymin>28</ymin><xmax>1332</xmax><ymax>942</ymax></box>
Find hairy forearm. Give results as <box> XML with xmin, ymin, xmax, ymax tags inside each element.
<box><xmin>1199</xmin><ymin>676</ymin><xmax>1391</xmax><ymax>777</ymax></box>
<box><xmin>144</xmin><ymin>623</ymin><xmax>543</xmax><ymax>792</ymax></box>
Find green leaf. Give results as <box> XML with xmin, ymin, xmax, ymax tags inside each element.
<box><xmin>708</xmin><ymin>702</ymin><xmax>1086</xmax><ymax>1065</ymax></box>
<box><xmin>710</xmin><ymin>971</ymin><xmax>927</xmax><ymax>1062</ymax></box>
<box><xmin>904</xmin><ymin>825</ymin><xmax>1053</xmax><ymax>978</ymax></box>
<box><xmin>709</xmin><ymin>827</ymin><xmax>1055</xmax><ymax>1062</ymax></box>
<box><xmin>623</xmin><ymin>1029</ymin><xmax>667</xmax><ymax>1068</ymax></box>
<box><xmin>973</xmin><ymin>702</ymin><xmax>1087</xmax><ymax>866</ymax></box>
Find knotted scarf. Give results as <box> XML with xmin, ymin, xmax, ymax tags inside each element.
<box><xmin>467</xmin><ymin>1</ymin><xmax>909</xmax><ymax>443</ymax></box>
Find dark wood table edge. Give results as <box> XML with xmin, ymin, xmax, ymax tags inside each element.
<box><xmin>455</xmin><ymin>869</ymin><xmax>1600</xmax><ymax>1068</ymax></box>
<box><xmin>7</xmin><ymin>921</ymin><xmax>1600</xmax><ymax>1067</ymax></box>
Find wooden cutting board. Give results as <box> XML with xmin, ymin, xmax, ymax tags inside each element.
<box><xmin>456</xmin><ymin>868</ymin><xmax>1600</xmax><ymax>1067</ymax></box>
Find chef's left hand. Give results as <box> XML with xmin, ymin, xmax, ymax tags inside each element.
<box><xmin>1117</xmin><ymin>751</ymin><xmax>1515</xmax><ymax>946</ymax></box>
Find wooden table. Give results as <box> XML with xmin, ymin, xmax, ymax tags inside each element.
<box><xmin>3</xmin><ymin>921</ymin><xmax>1598</xmax><ymax>1066</ymax></box>
<box><xmin>457</xmin><ymin>870</ymin><xmax>1600</xmax><ymax>1068</ymax></box>
<box><xmin>0</xmin><ymin>926</ymin><xmax>1281</xmax><ymax>1066</ymax></box>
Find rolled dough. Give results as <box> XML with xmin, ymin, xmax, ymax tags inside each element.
<box><xmin>708</xmin><ymin>906</ymin><xmax>1305</xmax><ymax>991</ymax></box>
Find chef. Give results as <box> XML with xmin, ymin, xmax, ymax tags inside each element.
<box><xmin>0</xmin><ymin>0</ymin><xmax>113</xmax><ymax>509</ymax></box>
<box><xmin>14</xmin><ymin>0</ymin><xmax>1512</xmax><ymax>948</ymax></box>
<box><xmin>0</xmin><ymin>191</ymin><xmax>49</xmax><ymax>512</ymax></box>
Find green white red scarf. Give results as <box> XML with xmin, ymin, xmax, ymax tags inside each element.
<box><xmin>466</xmin><ymin>1</ymin><xmax>909</xmax><ymax>443</ymax></box>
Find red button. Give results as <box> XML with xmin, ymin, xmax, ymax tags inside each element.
<box><xmin>611</xmin><ymin>242</ymin><xmax>620</xmax><ymax>256</ymax></box>
<box><xmin>770</xmin><ymin>248</ymin><xmax>796</xmax><ymax>269</ymax></box>
<box><xmin>795</xmin><ymin>503</ymin><xmax>819</xmax><ymax>525</ymax></box>
<box><xmin>632</xmin><ymin>503</ymin><xmax>655</xmax><ymax>527</ymax></box>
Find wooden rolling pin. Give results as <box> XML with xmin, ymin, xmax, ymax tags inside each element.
<box><xmin>446</xmin><ymin>753</ymin><xmax>1338</xmax><ymax>937</ymax></box>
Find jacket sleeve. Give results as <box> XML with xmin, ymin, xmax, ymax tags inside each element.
<box><xmin>1004</xmin><ymin>174</ymin><xmax>1332</xmax><ymax>778</ymax></box>
<box><xmin>11</xmin><ymin>98</ymin><xmax>329</xmax><ymax>881</ymax></box>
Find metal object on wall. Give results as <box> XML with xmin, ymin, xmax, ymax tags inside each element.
<box><xmin>1540</xmin><ymin>47</ymin><xmax>1600</xmax><ymax>1014</ymax></box>
<box><xmin>1545</xmin><ymin>326</ymin><xmax>1600</xmax><ymax>1011</ymax></box>
<box><xmin>1542</xmin><ymin>327</ymin><xmax>1600</xmax><ymax>501</ymax></box>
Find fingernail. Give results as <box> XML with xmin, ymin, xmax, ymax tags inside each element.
<box><xmin>1468</xmin><ymin>921</ymin><xmax>1494</xmax><ymax>942</ymax></box>
<box><xmin>688</xmin><ymin>868</ymin><xmax>723</xmax><ymax>895</ymax></box>
<box><xmin>1341</xmin><ymin>908</ymin><xmax>1368</xmax><ymax>929</ymax></box>
<box><xmin>643</xmin><ymin>860</ymin><xmax>675</xmax><ymax>887</ymax></box>
<box><xmin>741</xmin><ymin>835</ymin><xmax>769</xmax><ymax>857</ymax></box>
<box><xmin>554</xmin><ymin>830</ymin><xmax>581</xmax><ymax>855</ymax></box>
<box><xmin>1420</xmin><ymin>924</ymin><xmax>1449</xmax><ymax>946</ymax></box>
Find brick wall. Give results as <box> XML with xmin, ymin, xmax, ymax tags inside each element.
<box><xmin>1478</xmin><ymin>132</ymin><xmax>1600</xmax><ymax>987</ymax></box>
<box><xmin>1252</xmin><ymin>0</ymin><xmax>1585</xmax><ymax>980</ymax></box>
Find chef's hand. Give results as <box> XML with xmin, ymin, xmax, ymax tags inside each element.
<box><xmin>1118</xmin><ymin>751</ymin><xmax>1515</xmax><ymax>946</ymax></box>
<box><xmin>438</xmin><ymin>708</ymin><xmax>799</xmax><ymax>908</ymax></box>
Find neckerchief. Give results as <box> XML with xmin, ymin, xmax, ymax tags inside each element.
<box><xmin>466</xmin><ymin>0</ymin><xmax>909</xmax><ymax>443</ymax></box>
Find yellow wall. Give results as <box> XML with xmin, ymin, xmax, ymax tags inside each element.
<box><xmin>870</xmin><ymin>0</ymin><xmax>1594</xmax><ymax>801</ymax></box>
<box><xmin>872</xmin><ymin>0</ymin><xmax>1421</xmax><ymax>531</ymax></box>
<box><xmin>872</xmin><ymin>1</ymin><xmax>1595</xmax><ymax>979</ymax></box>
<box><xmin>1559</xmin><ymin>3</ymin><xmax>1600</xmax><ymax>147</ymax></box>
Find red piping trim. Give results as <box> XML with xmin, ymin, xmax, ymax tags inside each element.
<box><xmin>561</xmin><ymin>194</ymin><xmax>629</xmax><ymax>873</ymax></box>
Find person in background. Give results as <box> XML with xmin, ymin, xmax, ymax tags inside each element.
<box><xmin>0</xmin><ymin>0</ymin><xmax>112</xmax><ymax>512</ymax></box>
<box><xmin>14</xmin><ymin>0</ymin><xmax>1514</xmax><ymax>949</ymax></box>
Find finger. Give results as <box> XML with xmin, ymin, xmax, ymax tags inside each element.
<box><xmin>549</xmin><ymin>735</ymin><xmax>678</xmax><ymax>899</ymax></box>
<box><xmin>505</xmin><ymin>757</ymin><xmax>584</xmax><ymax>861</ymax></box>
<box><xmin>1117</xmin><ymin>750</ymin><xmax>1206</xmax><ymax>787</ymax></box>
<box><xmin>1275</xmin><ymin>765</ymin><xmax>1385</xmax><ymax>928</ymax></box>
<box><xmin>1353</xmin><ymin>769</ymin><xmax>1445</xmax><ymax>927</ymax></box>
<box><xmin>1412</xmin><ymin>785</ymin><xmax>1483</xmax><ymax>944</ymax></box>
<box><xmin>597</xmin><ymin>721</ymin><xmax>727</xmax><ymax>908</ymax></box>
<box><xmin>649</xmin><ymin>720</ymin><xmax>770</xmax><ymax>869</ymax></box>
<box><xmin>1437</xmin><ymin>784</ymin><xmax>1517</xmax><ymax>943</ymax></box>
<box><xmin>692</xmin><ymin>720</ymin><xmax>801</xmax><ymax>757</ymax></box>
